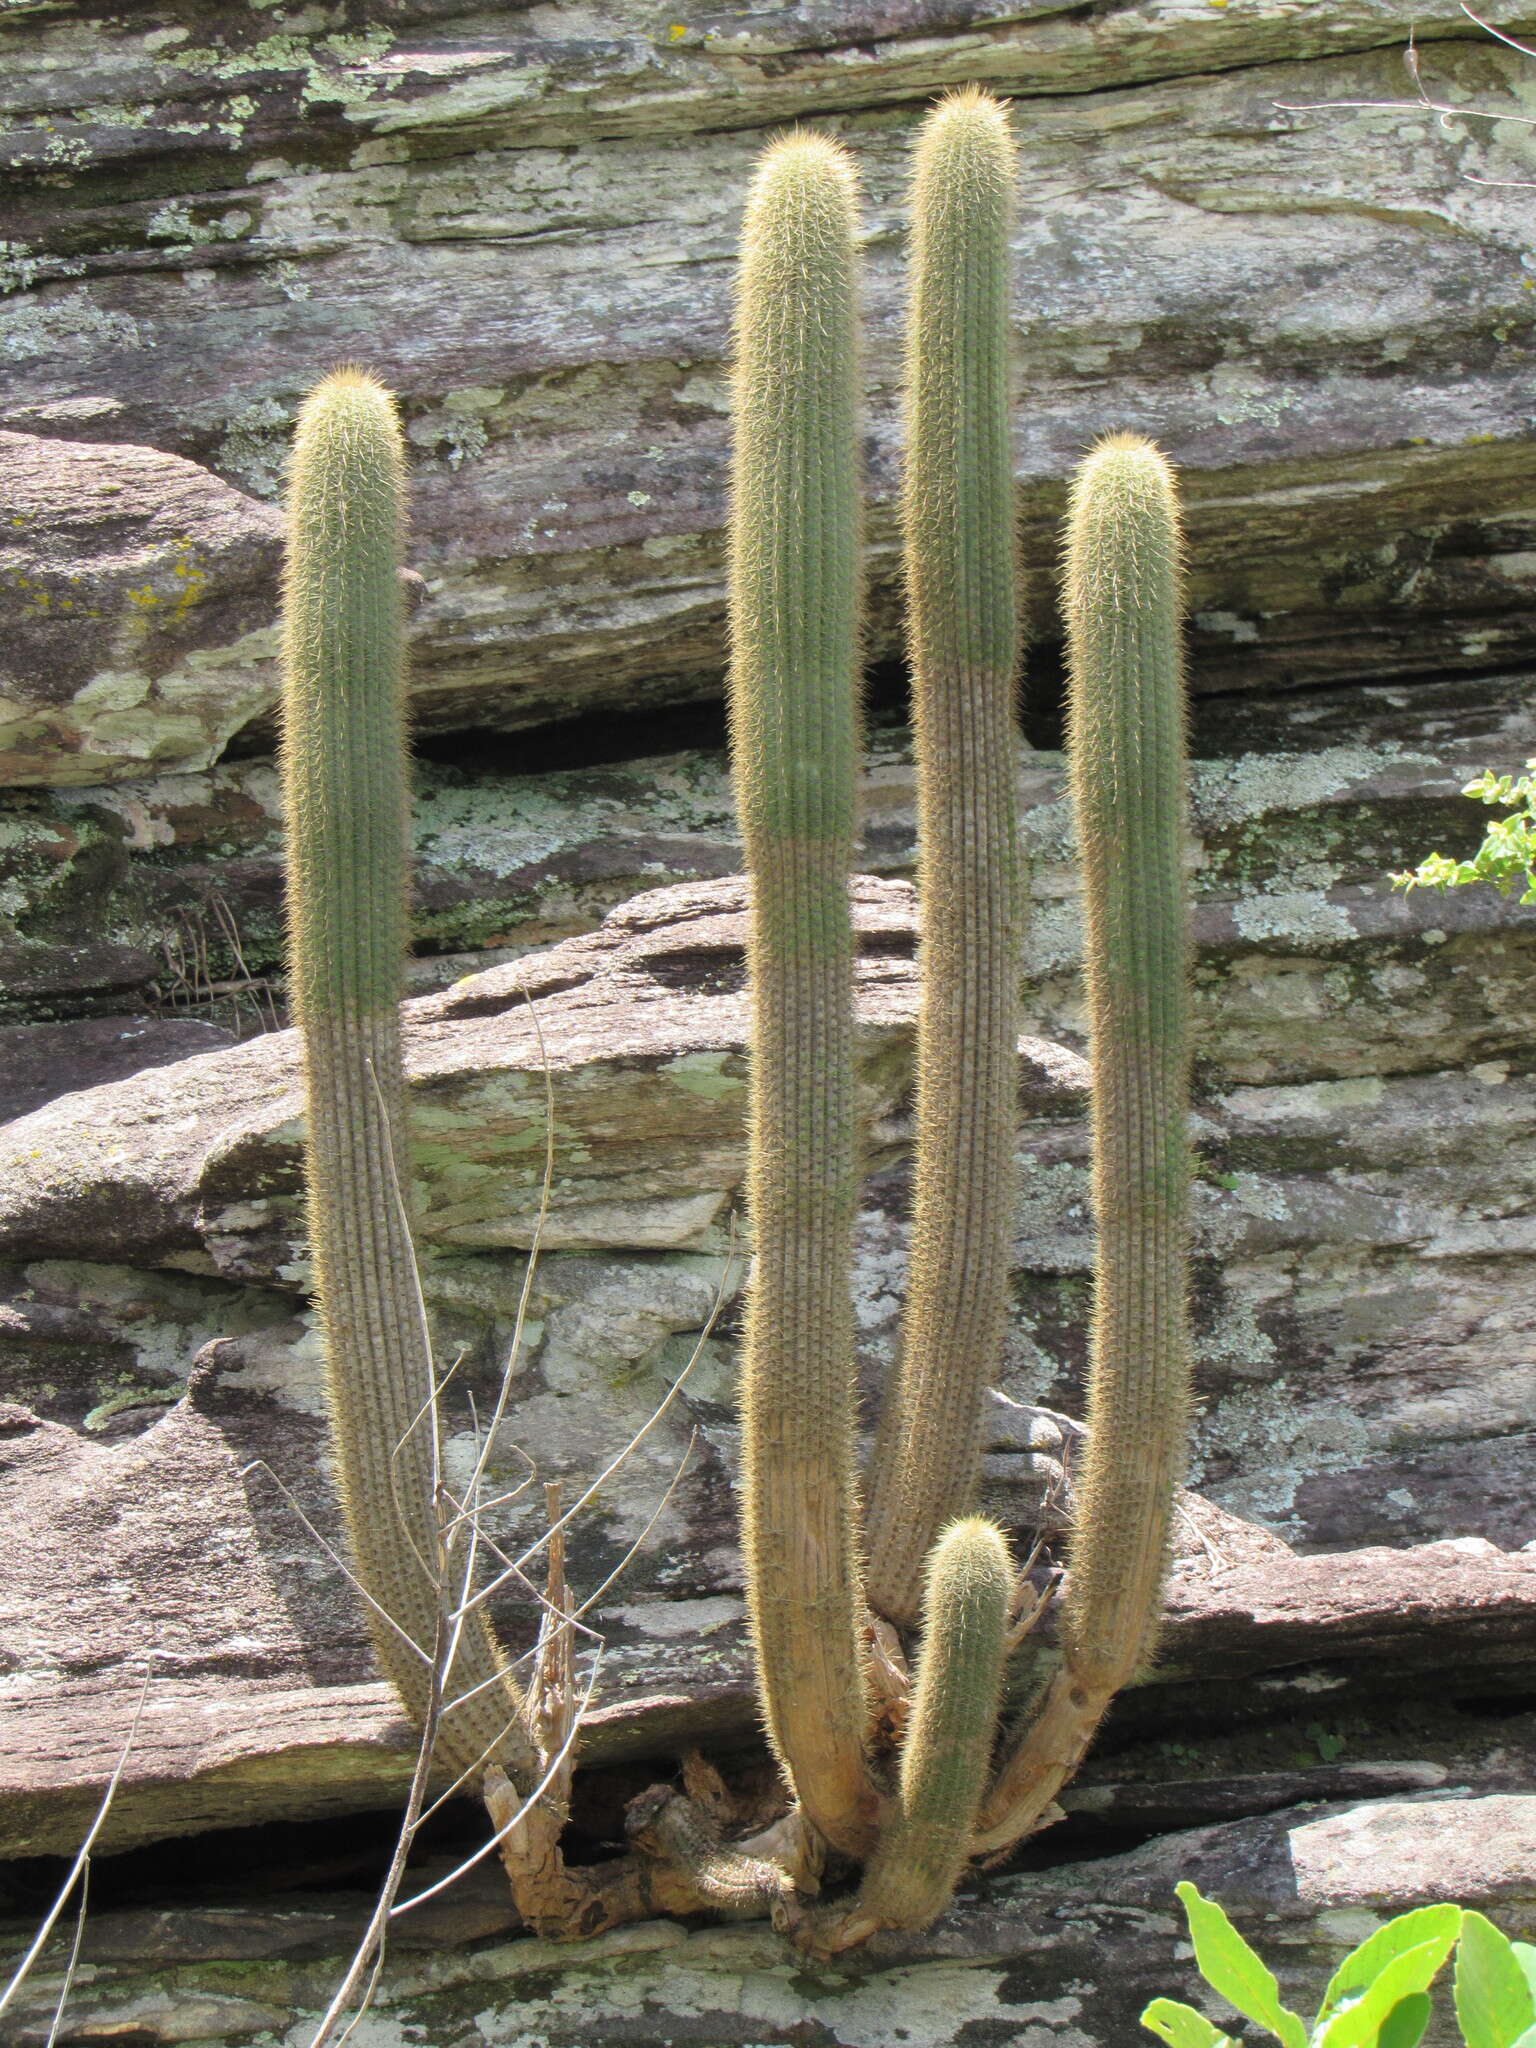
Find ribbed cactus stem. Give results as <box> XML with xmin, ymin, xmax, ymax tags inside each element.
<box><xmin>281</xmin><ymin>369</ymin><xmax>532</xmax><ymax>1790</ymax></box>
<box><xmin>975</xmin><ymin>434</ymin><xmax>1190</xmax><ymax>1853</ymax></box>
<box><xmin>728</xmin><ymin>136</ymin><xmax>879</xmax><ymax>1858</ymax></box>
<box><xmin>1057</xmin><ymin>435</ymin><xmax>1191</xmax><ymax>1690</ymax></box>
<box><xmin>864</xmin><ymin>88</ymin><xmax>1024</xmax><ymax>1627</ymax></box>
<box><xmin>856</xmin><ymin>1518</ymin><xmax>1012</xmax><ymax>1932</ymax></box>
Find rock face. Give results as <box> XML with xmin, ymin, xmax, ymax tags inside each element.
<box><xmin>4</xmin><ymin>665</ymin><xmax>1536</xmax><ymax>1030</ymax></box>
<box><xmin>1</xmin><ymin>878</ymin><xmax>1534</xmax><ymax>1868</ymax></box>
<box><xmin>3</xmin><ymin>1787</ymin><xmax>1534</xmax><ymax>2045</ymax></box>
<box><xmin>3</xmin><ymin>752</ymin><xmax>1533</xmax><ymax>1562</ymax></box>
<box><xmin>0</xmin><ymin>874</ymin><xmax>1093</xmax><ymax>1272</ymax></box>
<box><xmin>0</xmin><ymin>434</ymin><xmax>283</xmax><ymax>786</ymax></box>
<box><xmin>0</xmin><ymin>1014</ymin><xmax>235</xmax><ymax>1123</ymax></box>
<box><xmin>2</xmin><ymin>4</ymin><xmax>1535</xmax><ymax>2036</ymax></box>
<box><xmin>4</xmin><ymin>6</ymin><xmax>1536</xmax><ymax>778</ymax></box>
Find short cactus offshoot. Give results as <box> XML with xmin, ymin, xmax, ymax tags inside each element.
<box><xmin>850</xmin><ymin>1517</ymin><xmax>1014</xmax><ymax>1940</ymax></box>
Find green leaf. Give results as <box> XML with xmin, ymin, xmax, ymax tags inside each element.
<box><xmin>1510</xmin><ymin>2029</ymin><xmax>1536</xmax><ymax>2048</ymax></box>
<box><xmin>1317</xmin><ymin>1906</ymin><xmax>1463</xmax><ymax>2026</ymax></box>
<box><xmin>1174</xmin><ymin>1883</ymin><xmax>1309</xmax><ymax>2048</ymax></box>
<box><xmin>1140</xmin><ymin>1997</ymin><xmax>1237</xmax><ymax>2047</ymax></box>
<box><xmin>1397</xmin><ymin>758</ymin><xmax>1536</xmax><ymax>904</ymax></box>
<box><xmin>1514</xmin><ymin>1945</ymin><xmax>1536</xmax><ymax>2006</ymax></box>
<box><xmin>1318</xmin><ymin>1940</ymin><xmax>1459</xmax><ymax>2048</ymax></box>
<box><xmin>1376</xmin><ymin>1992</ymin><xmax>1432</xmax><ymax>2048</ymax></box>
<box><xmin>1456</xmin><ymin>1912</ymin><xmax>1536</xmax><ymax>2048</ymax></box>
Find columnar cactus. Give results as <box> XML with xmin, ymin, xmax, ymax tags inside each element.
<box><xmin>975</xmin><ymin>433</ymin><xmax>1191</xmax><ymax>1852</ymax></box>
<box><xmin>727</xmin><ymin>134</ymin><xmax>881</xmax><ymax>1859</ymax></box>
<box><xmin>281</xmin><ymin>369</ymin><xmax>532</xmax><ymax>1789</ymax></box>
<box><xmin>1056</xmin><ymin>436</ymin><xmax>1190</xmax><ymax>1693</ymax></box>
<box><xmin>863</xmin><ymin>86</ymin><xmax>1025</xmax><ymax>1627</ymax></box>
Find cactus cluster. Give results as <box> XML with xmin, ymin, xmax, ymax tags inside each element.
<box><xmin>279</xmin><ymin>85</ymin><xmax>1193</xmax><ymax>1959</ymax></box>
<box><xmin>727</xmin><ymin>98</ymin><xmax>1193</xmax><ymax>1939</ymax></box>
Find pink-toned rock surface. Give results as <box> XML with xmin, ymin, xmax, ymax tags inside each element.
<box><xmin>0</xmin><ymin>434</ymin><xmax>282</xmax><ymax>786</ymax></box>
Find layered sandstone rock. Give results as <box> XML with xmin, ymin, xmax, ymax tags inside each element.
<box><xmin>0</xmin><ymin>879</ymin><xmax>1532</xmax><ymax>1866</ymax></box>
<box><xmin>0</xmin><ymin>4</ymin><xmax>1533</xmax><ymax>2027</ymax></box>
<box><xmin>3</xmin><ymin>6</ymin><xmax>1536</xmax><ymax>780</ymax></box>
<box><xmin>3</xmin><ymin>1780</ymin><xmax>1534</xmax><ymax>2045</ymax></box>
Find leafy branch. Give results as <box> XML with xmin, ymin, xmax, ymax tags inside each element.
<box><xmin>1392</xmin><ymin>761</ymin><xmax>1536</xmax><ymax>906</ymax></box>
<box><xmin>1145</xmin><ymin>1884</ymin><xmax>1536</xmax><ymax>2048</ymax></box>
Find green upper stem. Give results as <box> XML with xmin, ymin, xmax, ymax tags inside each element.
<box><xmin>864</xmin><ymin>89</ymin><xmax>1025</xmax><ymax>1627</ymax></box>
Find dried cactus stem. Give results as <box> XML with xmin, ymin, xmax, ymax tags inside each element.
<box><xmin>976</xmin><ymin>434</ymin><xmax>1190</xmax><ymax>1852</ymax></box>
<box><xmin>728</xmin><ymin>134</ymin><xmax>881</xmax><ymax>1858</ymax></box>
<box><xmin>864</xmin><ymin>89</ymin><xmax>1025</xmax><ymax>1627</ymax></box>
<box><xmin>281</xmin><ymin>369</ymin><xmax>532</xmax><ymax>1790</ymax></box>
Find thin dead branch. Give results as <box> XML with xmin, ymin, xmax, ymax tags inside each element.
<box><xmin>1276</xmin><ymin>7</ymin><xmax>1536</xmax><ymax>188</ymax></box>
<box><xmin>0</xmin><ymin>1659</ymin><xmax>156</xmax><ymax>2024</ymax></box>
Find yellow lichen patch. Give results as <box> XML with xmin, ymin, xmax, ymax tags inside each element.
<box><xmin>167</xmin><ymin>541</ymin><xmax>211</xmax><ymax>623</ymax></box>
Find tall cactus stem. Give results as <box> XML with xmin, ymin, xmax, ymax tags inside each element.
<box><xmin>974</xmin><ymin>433</ymin><xmax>1190</xmax><ymax>1852</ymax></box>
<box><xmin>864</xmin><ymin>88</ymin><xmax>1025</xmax><ymax>1626</ymax></box>
<box><xmin>728</xmin><ymin>136</ymin><xmax>880</xmax><ymax>1857</ymax></box>
<box><xmin>281</xmin><ymin>368</ymin><xmax>532</xmax><ymax>1789</ymax></box>
<box><xmin>855</xmin><ymin>1518</ymin><xmax>1013</xmax><ymax>1932</ymax></box>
